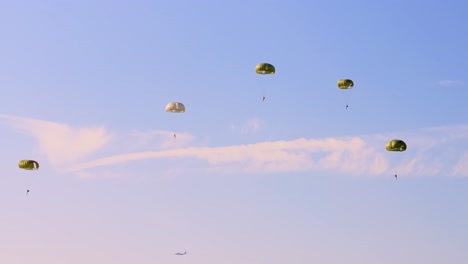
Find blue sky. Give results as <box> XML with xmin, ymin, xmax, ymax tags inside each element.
<box><xmin>0</xmin><ymin>1</ymin><xmax>467</xmax><ymax>263</ymax></box>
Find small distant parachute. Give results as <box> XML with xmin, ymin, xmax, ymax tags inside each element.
<box><xmin>337</xmin><ymin>79</ymin><xmax>354</xmax><ymax>89</ymax></box>
<box><xmin>165</xmin><ymin>102</ymin><xmax>185</xmax><ymax>139</ymax></box>
<box><xmin>255</xmin><ymin>63</ymin><xmax>275</xmax><ymax>102</ymax></box>
<box><xmin>337</xmin><ymin>79</ymin><xmax>354</xmax><ymax>109</ymax></box>
<box><xmin>386</xmin><ymin>139</ymin><xmax>407</xmax><ymax>152</ymax></box>
<box><xmin>165</xmin><ymin>102</ymin><xmax>185</xmax><ymax>113</ymax></box>
<box><xmin>255</xmin><ymin>63</ymin><xmax>275</xmax><ymax>75</ymax></box>
<box><xmin>18</xmin><ymin>160</ymin><xmax>39</xmax><ymax>170</ymax></box>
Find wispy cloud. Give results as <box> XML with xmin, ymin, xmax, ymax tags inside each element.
<box><xmin>452</xmin><ymin>153</ymin><xmax>468</xmax><ymax>177</ymax></box>
<box><xmin>128</xmin><ymin>130</ymin><xmax>195</xmax><ymax>149</ymax></box>
<box><xmin>63</xmin><ymin>136</ymin><xmax>388</xmax><ymax>176</ymax></box>
<box><xmin>66</xmin><ymin>125</ymin><xmax>468</xmax><ymax>177</ymax></box>
<box><xmin>0</xmin><ymin>114</ymin><xmax>113</xmax><ymax>172</ymax></box>
<box><xmin>230</xmin><ymin>118</ymin><xmax>262</xmax><ymax>135</ymax></box>
<box><xmin>1</xmin><ymin>114</ymin><xmax>467</xmax><ymax>178</ymax></box>
<box><xmin>73</xmin><ymin>170</ymin><xmax>135</xmax><ymax>179</ymax></box>
<box><xmin>437</xmin><ymin>80</ymin><xmax>464</xmax><ymax>86</ymax></box>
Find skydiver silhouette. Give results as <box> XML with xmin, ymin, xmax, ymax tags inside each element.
<box><xmin>394</xmin><ymin>174</ymin><xmax>398</xmax><ymax>179</ymax></box>
<box><xmin>263</xmin><ymin>96</ymin><xmax>266</xmax><ymax>102</ymax></box>
<box><xmin>174</xmin><ymin>133</ymin><xmax>176</xmax><ymax>139</ymax></box>
<box><xmin>26</xmin><ymin>189</ymin><xmax>30</xmax><ymax>195</ymax></box>
<box><xmin>346</xmin><ymin>104</ymin><xmax>349</xmax><ymax>109</ymax></box>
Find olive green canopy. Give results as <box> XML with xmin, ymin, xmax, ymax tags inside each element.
<box><xmin>337</xmin><ymin>79</ymin><xmax>354</xmax><ymax>89</ymax></box>
<box><xmin>18</xmin><ymin>160</ymin><xmax>40</xmax><ymax>170</ymax></box>
<box><xmin>165</xmin><ymin>102</ymin><xmax>185</xmax><ymax>113</ymax></box>
<box><xmin>255</xmin><ymin>63</ymin><xmax>275</xmax><ymax>75</ymax></box>
<box><xmin>386</xmin><ymin>140</ymin><xmax>407</xmax><ymax>152</ymax></box>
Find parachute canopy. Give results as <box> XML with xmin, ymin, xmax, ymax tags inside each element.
<box><xmin>386</xmin><ymin>140</ymin><xmax>407</xmax><ymax>152</ymax></box>
<box><xmin>337</xmin><ymin>79</ymin><xmax>354</xmax><ymax>89</ymax></box>
<box><xmin>18</xmin><ymin>160</ymin><xmax>39</xmax><ymax>170</ymax></box>
<box><xmin>255</xmin><ymin>63</ymin><xmax>275</xmax><ymax>75</ymax></box>
<box><xmin>165</xmin><ymin>102</ymin><xmax>185</xmax><ymax>113</ymax></box>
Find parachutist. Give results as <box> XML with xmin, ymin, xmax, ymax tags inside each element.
<box><xmin>263</xmin><ymin>96</ymin><xmax>266</xmax><ymax>102</ymax></box>
<box><xmin>346</xmin><ymin>104</ymin><xmax>349</xmax><ymax>109</ymax></box>
<box><xmin>174</xmin><ymin>133</ymin><xmax>176</xmax><ymax>139</ymax></box>
<box><xmin>26</xmin><ymin>189</ymin><xmax>30</xmax><ymax>195</ymax></box>
<box><xmin>395</xmin><ymin>174</ymin><xmax>398</xmax><ymax>179</ymax></box>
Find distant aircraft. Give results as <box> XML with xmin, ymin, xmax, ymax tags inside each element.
<box><xmin>175</xmin><ymin>251</ymin><xmax>186</xmax><ymax>256</ymax></box>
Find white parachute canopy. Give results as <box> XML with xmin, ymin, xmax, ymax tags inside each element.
<box><xmin>165</xmin><ymin>102</ymin><xmax>185</xmax><ymax>113</ymax></box>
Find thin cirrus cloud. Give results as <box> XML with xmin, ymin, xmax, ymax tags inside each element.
<box><xmin>0</xmin><ymin>114</ymin><xmax>112</xmax><ymax>171</ymax></box>
<box><xmin>1</xmin><ymin>114</ymin><xmax>467</xmax><ymax>177</ymax></box>
<box><xmin>229</xmin><ymin>118</ymin><xmax>262</xmax><ymax>135</ymax></box>
<box><xmin>66</xmin><ymin>125</ymin><xmax>468</xmax><ymax>177</ymax></box>
<box><xmin>451</xmin><ymin>153</ymin><xmax>468</xmax><ymax>177</ymax></box>
<box><xmin>127</xmin><ymin>130</ymin><xmax>195</xmax><ymax>150</ymax></box>
<box><xmin>437</xmin><ymin>80</ymin><xmax>464</xmax><ymax>86</ymax></box>
<box><xmin>64</xmin><ymin>136</ymin><xmax>389</xmax><ymax>176</ymax></box>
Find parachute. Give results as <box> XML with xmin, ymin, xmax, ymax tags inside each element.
<box><xmin>18</xmin><ymin>160</ymin><xmax>39</xmax><ymax>194</ymax></box>
<box><xmin>386</xmin><ymin>139</ymin><xmax>407</xmax><ymax>152</ymax></box>
<box><xmin>165</xmin><ymin>102</ymin><xmax>185</xmax><ymax>139</ymax></box>
<box><xmin>255</xmin><ymin>63</ymin><xmax>276</xmax><ymax>75</ymax></box>
<box><xmin>255</xmin><ymin>63</ymin><xmax>275</xmax><ymax>102</ymax></box>
<box><xmin>18</xmin><ymin>160</ymin><xmax>39</xmax><ymax>170</ymax></box>
<box><xmin>337</xmin><ymin>79</ymin><xmax>354</xmax><ymax>89</ymax></box>
<box><xmin>386</xmin><ymin>139</ymin><xmax>407</xmax><ymax>179</ymax></box>
<box><xmin>165</xmin><ymin>102</ymin><xmax>185</xmax><ymax>113</ymax></box>
<box><xmin>337</xmin><ymin>79</ymin><xmax>354</xmax><ymax>109</ymax></box>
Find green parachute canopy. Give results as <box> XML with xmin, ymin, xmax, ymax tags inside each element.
<box><xmin>386</xmin><ymin>140</ymin><xmax>407</xmax><ymax>152</ymax></box>
<box><xmin>165</xmin><ymin>102</ymin><xmax>185</xmax><ymax>113</ymax></box>
<box><xmin>337</xmin><ymin>79</ymin><xmax>354</xmax><ymax>89</ymax></box>
<box><xmin>18</xmin><ymin>160</ymin><xmax>40</xmax><ymax>170</ymax></box>
<box><xmin>255</xmin><ymin>63</ymin><xmax>275</xmax><ymax>75</ymax></box>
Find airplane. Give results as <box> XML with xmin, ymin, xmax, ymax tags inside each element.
<box><xmin>175</xmin><ymin>251</ymin><xmax>186</xmax><ymax>256</ymax></box>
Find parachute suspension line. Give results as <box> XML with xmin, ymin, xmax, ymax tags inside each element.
<box><xmin>346</xmin><ymin>90</ymin><xmax>353</xmax><ymax>109</ymax></box>
<box><xmin>262</xmin><ymin>76</ymin><xmax>266</xmax><ymax>102</ymax></box>
<box><xmin>255</xmin><ymin>74</ymin><xmax>264</xmax><ymax>103</ymax></box>
<box><xmin>165</xmin><ymin>102</ymin><xmax>185</xmax><ymax>141</ymax></box>
<box><xmin>257</xmin><ymin>75</ymin><xmax>268</xmax><ymax>103</ymax></box>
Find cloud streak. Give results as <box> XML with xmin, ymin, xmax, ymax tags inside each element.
<box><xmin>0</xmin><ymin>114</ymin><xmax>113</xmax><ymax>172</ymax></box>
<box><xmin>437</xmin><ymin>80</ymin><xmax>464</xmax><ymax>86</ymax></box>
<box><xmin>63</xmin><ymin>136</ymin><xmax>388</xmax><ymax>176</ymax></box>
<box><xmin>230</xmin><ymin>118</ymin><xmax>262</xmax><ymax>135</ymax></box>
<box><xmin>1</xmin><ymin>114</ymin><xmax>467</xmax><ymax>177</ymax></box>
<box><xmin>128</xmin><ymin>130</ymin><xmax>195</xmax><ymax>149</ymax></box>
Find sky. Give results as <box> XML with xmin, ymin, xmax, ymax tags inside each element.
<box><xmin>0</xmin><ymin>0</ymin><xmax>467</xmax><ymax>263</ymax></box>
